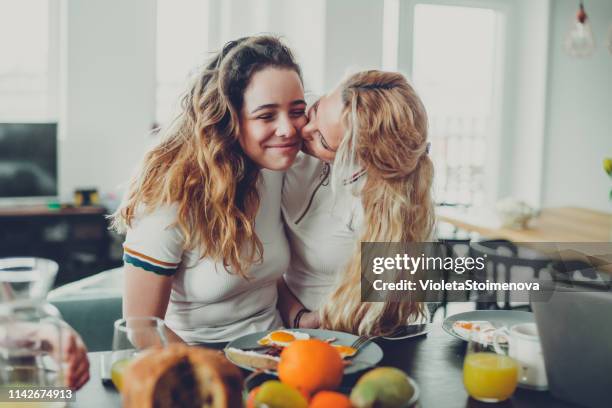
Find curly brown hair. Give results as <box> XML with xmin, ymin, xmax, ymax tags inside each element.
<box><xmin>111</xmin><ymin>36</ymin><xmax>302</xmax><ymax>278</ymax></box>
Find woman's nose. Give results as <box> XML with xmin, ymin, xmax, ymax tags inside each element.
<box><xmin>276</xmin><ymin>115</ymin><xmax>297</xmax><ymax>138</ymax></box>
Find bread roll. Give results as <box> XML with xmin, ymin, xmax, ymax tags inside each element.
<box><xmin>224</xmin><ymin>347</ymin><xmax>279</xmax><ymax>371</ymax></box>
<box><xmin>122</xmin><ymin>344</ymin><xmax>243</xmax><ymax>408</ymax></box>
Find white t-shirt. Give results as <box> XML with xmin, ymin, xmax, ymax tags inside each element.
<box><xmin>123</xmin><ymin>170</ymin><xmax>288</xmax><ymax>343</ymax></box>
<box><xmin>282</xmin><ymin>154</ymin><xmax>363</xmax><ymax>311</ymax></box>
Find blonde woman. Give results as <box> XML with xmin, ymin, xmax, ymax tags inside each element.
<box><xmin>279</xmin><ymin>70</ymin><xmax>434</xmax><ymax>335</ymax></box>
<box><xmin>111</xmin><ymin>36</ymin><xmax>307</xmax><ymax>343</ymax></box>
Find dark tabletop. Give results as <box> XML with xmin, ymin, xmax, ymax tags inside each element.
<box><xmin>73</xmin><ymin>324</ymin><xmax>575</xmax><ymax>408</ymax></box>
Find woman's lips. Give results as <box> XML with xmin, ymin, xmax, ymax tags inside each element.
<box><xmin>265</xmin><ymin>141</ymin><xmax>301</xmax><ymax>152</ymax></box>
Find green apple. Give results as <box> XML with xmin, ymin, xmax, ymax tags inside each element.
<box><xmin>350</xmin><ymin>367</ymin><xmax>415</xmax><ymax>408</ymax></box>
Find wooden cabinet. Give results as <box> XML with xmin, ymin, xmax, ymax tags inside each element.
<box><xmin>0</xmin><ymin>206</ymin><xmax>122</xmax><ymax>286</ymax></box>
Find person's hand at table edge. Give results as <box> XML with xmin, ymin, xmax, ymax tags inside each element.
<box><xmin>298</xmin><ymin>311</ymin><xmax>321</xmax><ymax>329</ymax></box>
<box><xmin>60</xmin><ymin>324</ymin><xmax>90</xmax><ymax>390</ymax></box>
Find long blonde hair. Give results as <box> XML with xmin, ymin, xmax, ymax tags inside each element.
<box><xmin>110</xmin><ymin>36</ymin><xmax>302</xmax><ymax>278</ymax></box>
<box><xmin>320</xmin><ymin>70</ymin><xmax>435</xmax><ymax>335</ymax></box>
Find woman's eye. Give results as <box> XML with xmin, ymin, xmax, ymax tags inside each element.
<box><xmin>257</xmin><ymin>113</ymin><xmax>275</xmax><ymax>121</ymax></box>
<box><xmin>290</xmin><ymin>109</ymin><xmax>306</xmax><ymax>117</ymax></box>
<box><xmin>318</xmin><ymin>132</ymin><xmax>333</xmax><ymax>151</ymax></box>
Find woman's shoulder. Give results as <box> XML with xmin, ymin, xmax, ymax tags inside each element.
<box><xmin>123</xmin><ymin>202</ymin><xmax>185</xmax><ymax>273</ymax></box>
<box><xmin>129</xmin><ymin>203</ymin><xmax>180</xmax><ymax>230</ymax></box>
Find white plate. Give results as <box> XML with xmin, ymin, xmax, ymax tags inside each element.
<box><xmin>382</xmin><ymin>324</ymin><xmax>430</xmax><ymax>340</ymax></box>
<box><xmin>225</xmin><ymin>328</ymin><xmax>383</xmax><ymax>375</ymax></box>
<box><xmin>443</xmin><ymin>310</ymin><xmax>535</xmax><ymax>342</ymax></box>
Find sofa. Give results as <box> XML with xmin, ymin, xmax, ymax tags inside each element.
<box><xmin>48</xmin><ymin>267</ymin><xmax>123</xmax><ymax>352</ymax></box>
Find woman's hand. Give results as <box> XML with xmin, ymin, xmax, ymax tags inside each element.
<box><xmin>276</xmin><ymin>277</ymin><xmax>320</xmax><ymax>329</ymax></box>
<box><xmin>61</xmin><ymin>326</ymin><xmax>90</xmax><ymax>390</ymax></box>
<box><xmin>36</xmin><ymin>322</ymin><xmax>90</xmax><ymax>390</ymax></box>
<box><xmin>298</xmin><ymin>311</ymin><xmax>320</xmax><ymax>329</ymax></box>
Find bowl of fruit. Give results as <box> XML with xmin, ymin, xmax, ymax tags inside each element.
<box><xmin>244</xmin><ymin>338</ymin><xmax>419</xmax><ymax>408</ymax></box>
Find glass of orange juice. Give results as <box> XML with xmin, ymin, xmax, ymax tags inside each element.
<box><xmin>110</xmin><ymin>317</ymin><xmax>167</xmax><ymax>391</ymax></box>
<box><xmin>463</xmin><ymin>325</ymin><xmax>518</xmax><ymax>403</ymax></box>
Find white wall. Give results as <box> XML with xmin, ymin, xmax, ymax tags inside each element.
<box><xmin>275</xmin><ymin>0</ymin><xmax>327</xmax><ymax>95</ymax></box>
<box><xmin>59</xmin><ymin>0</ymin><xmax>157</xmax><ymax>203</ymax></box>
<box><xmin>211</xmin><ymin>0</ymin><xmax>328</xmax><ymax>95</ymax></box>
<box><xmin>323</xmin><ymin>0</ymin><xmax>384</xmax><ymax>90</ymax></box>
<box><xmin>200</xmin><ymin>0</ymin><xmax>383</xmax><ymax>96</ymax></box>
<box><xmin>541</xmin><ymin>0</ymin><xmax>612</xmax><ymax>212</ymax></box>
<box><xmin>217</xmin><ymin>0</ymin><xmax>270</xmax><ymax>41</ymax></box>
<box><xmin>509</xmin><ymin>0</ymin><xmax>550</xmax><ymax>207</ymax></box>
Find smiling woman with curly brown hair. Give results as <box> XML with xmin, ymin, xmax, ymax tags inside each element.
<box><xmin>111</xmin><ymin>36</ymin><xmax>307</xmax><ymax>343</ymax></box>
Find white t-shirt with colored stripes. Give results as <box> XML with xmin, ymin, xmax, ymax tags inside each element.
<box><xmin>123</xmin><ymin>169</ymin><xmax>288</xmax><ymax>343</ymax></box>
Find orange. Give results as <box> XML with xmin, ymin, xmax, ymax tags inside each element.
<box><xmin>246</xmin><ymin>386</ymin><xmax>260</xmax><ymax>408</ymax></box>
<box><xmin>278</xmin><ymin>339</ymin><xmax>344</xmax><ymax>397</ymax></box>
<box><xmin>309</xmin><ymin>391</ymin><xmax>352</xmax><ymax>408</ymax></box>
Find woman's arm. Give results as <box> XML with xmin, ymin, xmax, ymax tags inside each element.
<box><xmin>123</xmin><ymin>264</ymin><xmax>185</xmax><ymax>343</ymax></box>
<box><xmin>277</xmin><ymin>278</ymin><xmax>320</xmax><ymax>329</ymax></box>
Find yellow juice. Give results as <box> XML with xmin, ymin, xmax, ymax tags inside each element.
<box><xmin>111</xmin><ymin>358</ymin><xmax>133</xmax><ymax>392</ymax></box>
<box><xmin>463</xmin><ymin>352</ymin><xmax>518</xmax><ymax>402</ymax></box>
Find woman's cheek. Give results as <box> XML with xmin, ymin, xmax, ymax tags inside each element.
<box><xmin>294</xmin><ymin>116</ymin><xmax>308</xmax><ymax>131</ymax></box>
<box><xmin>245</xmin><ymin>121</ymin><xmax>273</xmax><ymax>144</ymax></box>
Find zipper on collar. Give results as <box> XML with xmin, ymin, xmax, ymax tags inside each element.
<box><xmin>295</xmin><ymin>162</ymin><xmax>330</xmax><ymax>225</ymax></box>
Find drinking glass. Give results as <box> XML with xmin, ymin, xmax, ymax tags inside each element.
<box><xmin>463</xmin><ymin>325</ymin><xmax>518</xmax><ymax>403</ymax></box>
<box><xmin>110</xmin><ymin>317</ymin><xmax>167</xmax><ymax>391</ymax></box>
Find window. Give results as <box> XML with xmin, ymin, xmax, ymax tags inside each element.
<box><xmin>409</xmin><ymin>3</ymin><xmax>506</xmax><ymax>206</ymax></box>
<box><xmin>0</xmin><ymin>0</ymin><xmax>58</xmax><ymax>120</ymax></box>
<box><xmin>156</xmin><ymin>0</ymin><xmax>209</xmax><ymax>125</ymax></box>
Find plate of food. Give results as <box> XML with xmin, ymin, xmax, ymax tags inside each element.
<box><xmin>443</xmin><ymin>310</ymin><xmax>535</xmax><ymax>343</ymax></box>
<box><xmin>224</xmin><ymin>328</ymin><xmax>383</xmax><ymax>375</ymax></box>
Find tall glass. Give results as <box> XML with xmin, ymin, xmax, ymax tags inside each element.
<box><xmin>463</xmin><ymin>326</ymin><xmax>518</xmax><ymax>403</ymax></box>
<box><xmin>110</xmin><ymin>317</ymin><xmax>167</xmax><ymax>391</ymax></box>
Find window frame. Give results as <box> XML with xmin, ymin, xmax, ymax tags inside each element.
<box><xmin>398</xmin><ymin>0</ymin><xmax>517</xmax><ymax>206</ymax></box>
<box><xmin>0</xmin><ymin>0</ymin><xmax>61</xmax><ymax>123</ymax></box>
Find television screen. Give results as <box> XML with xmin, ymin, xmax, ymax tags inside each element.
<box><xmin>0</xmin><ymin>123</ymin><xmax>58</xmax><ymax>198</ymax></box>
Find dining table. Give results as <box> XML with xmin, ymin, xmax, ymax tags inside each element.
<box><xmin>436</xmin><ymin>206</ymin><xmax>611</xmax><ymax>243</ymax></box>
<box><xmin>437</xmin><ymin>206</ymin><xmax>612</xmax><ymax>275</ymax></box>
<box><xmin>72</xmin><ymin>323</ymin><xmax>577</xmax><ymax>408</ymax></box>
